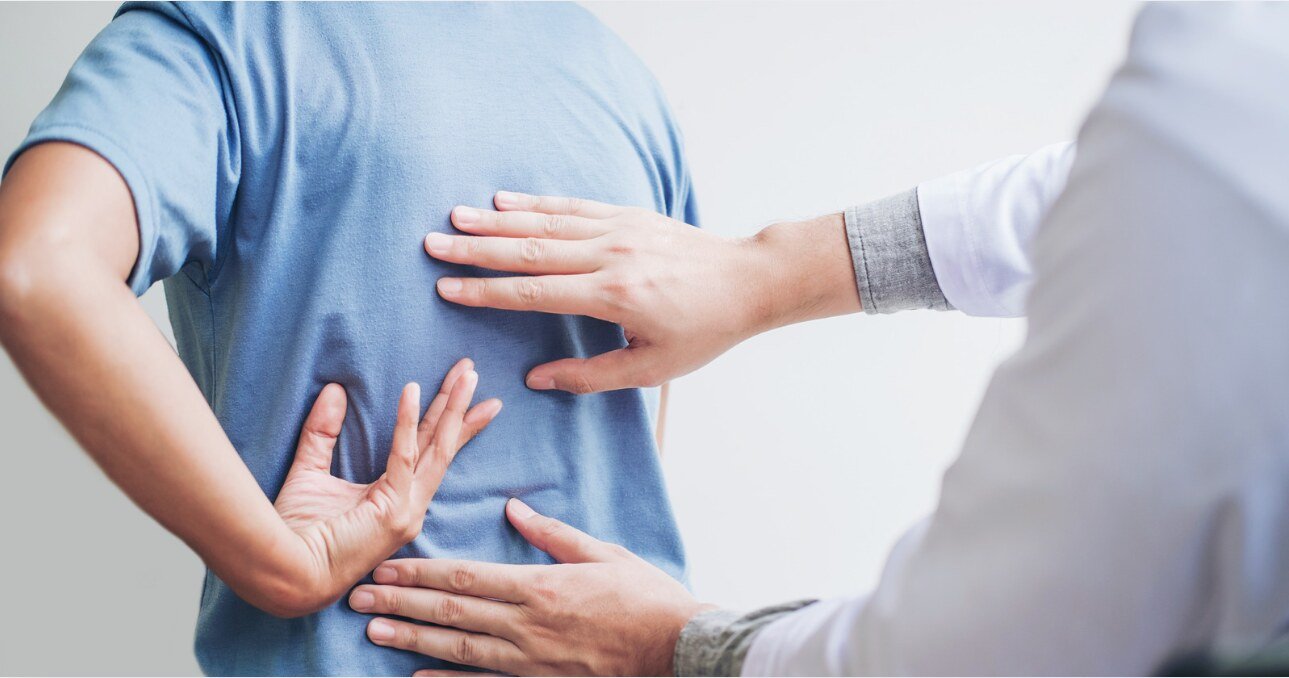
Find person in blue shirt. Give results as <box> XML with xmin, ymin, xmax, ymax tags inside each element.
<box><xmin>0</xmin><ymin>2</ymin><xmax>696</xmax><ymax>675</ymax></box>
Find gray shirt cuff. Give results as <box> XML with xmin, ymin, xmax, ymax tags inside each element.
<box><xmin>846</xmin><ymin>188</ymin><xmax>952</xmax><ymax>313</ymax></box>
<box><xmin>673</xmin><ymin>600</ymin><xmax>818</xmax><ymax>676</ymax></box>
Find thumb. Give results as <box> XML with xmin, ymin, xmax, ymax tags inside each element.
<box><xmin>505</xmin><ymin>498</ymin><xmax>628</xmax><ymax>564</ymax></box>
<box><xmin>291</xmin><ymin>383</ymin><xmax>347</xmax><ymax>473</ymax></box>
<box><xmin>525</xmin><ymin>347</ymin><xmax>659</xmax><ymax>394</ymax></box>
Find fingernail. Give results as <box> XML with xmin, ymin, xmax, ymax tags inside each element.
<box><xmin>374</xmin><ymin>565</ymin><xmax>397</xmax><ymax>583</ymax></box>
<box><xmin>368</xmin><ymin>618</ymin><xmax>395</xmax><ymax>642</ymax></box>
<box><xmin>452</xmin><ymin>205</ymin><xmax>479</xmax><ymax>225</ymax></box>
<box><xmin>350</xmin><ymin>590</ymin><xmax>374</xmax><ymax>611</ymax></box>
<box><xmin>494</xmin><ymin>191</ymin><xmax>522</xmax><ymax>208</ymax></box>
<box><xmin>437</xmin><ymin>278</ymin><xmax>463</xmax><ymax>296</ymax></box>
<box><xmin>526</xmin><ymin>374</ymin><xmax>555</xmax><ymax>390</ymax></box>
<box><xmin>424</xmin><ymin>232</ymin><xmax>452</xmax><ymax>254</ymax></box>
<box><xmin>508</xmin><ymin>497</ymin><xmax>536</xmax><ymax>519</ymax></box>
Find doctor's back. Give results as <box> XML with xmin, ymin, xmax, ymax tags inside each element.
<box><xmin>11</xmin><ymin>2</ymin><xmax>694</xmax><ymax>674</ymax></box>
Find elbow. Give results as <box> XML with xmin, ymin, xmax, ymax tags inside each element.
<box><xmin>237</xmin><ymin>566</ymin><xmax>337</xmax><ymax>619</ymax></box>
<box><xmin>258</xmin><ymin>594</ymin><xmax>324</xmax><ymax>620</ymax></box>
<box><xmin>247</xmin><ymin>577</ymin><xmax>330</xmax><ymax>619</ymax></box>
<box><xmin>0</xmin><ymin>246</ymin><xmax>43</xmax><ymax>333</ymax></box>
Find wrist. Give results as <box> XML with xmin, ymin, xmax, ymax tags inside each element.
<box><xmin>742</xmin><ymin>212</ymin><xmax>859</xmax><ymax>333</ymax></box>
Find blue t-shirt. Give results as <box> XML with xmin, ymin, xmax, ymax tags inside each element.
<box><xmin>7</xmin><ymin>2</ymin><xmax>695</xmax><ymax>674</ymax></box>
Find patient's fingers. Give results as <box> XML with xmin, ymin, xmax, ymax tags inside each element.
<box><xmin>425</xmin><ymin>232</ymin><xmax>600</xmax><ymax>274</ymax></box>
<box><xmin>428</xmin><ymin>396</ymin><xmax>502</xmax><ymax>449</ymax></box>
<box><xmin>450</xmin><ymin>205</ymin><xmax>608</xmax><ymax>240</ymax></box>
<box><xmin>416</xmin><ymin>370</ymin><xmax>477</xmax><ymax>480</ymax></box>
<box><xmin>418</xmin><ymin>358</ymin><xmax>473</xmax><ymax>450</ymax></box>
<box><xmin>492</xmin><ymin>191</ymin><xmax>623</xmax><ymax>219</ymax></box>
<box><xmin>435</xmin><ymin>274</ymin><xmax>611</xmax><ymax>319</ymax></box>
<box><xmin>384</xmin><ymin>382</ymin><xmax>422</xmax><ymax>492</ymax></box>
<box><xmin>291</xmin><ymin>383</ymin><xmax>347</xmax><ymax>473</ymax></box>
<box><xmin>459</xmin><ymin>398</ymin><xmax>502</xmax><ymax>446</ymax></box>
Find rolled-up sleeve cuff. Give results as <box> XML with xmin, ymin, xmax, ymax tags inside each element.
<box><xmin>845</xmin><ymin>188</ymin><xmax>952</xmax><ymax>314</ymax></box>
<box><xmin>674</xmin><ymin>600</ymin><xmax>818</xmax><ymax>677</ymax></box>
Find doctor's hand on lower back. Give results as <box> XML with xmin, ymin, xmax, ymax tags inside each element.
<box><xmin>271</xmin><ymin>358</ymin><xmax>502</xmax><ymax>616</ymax></box>
<box><xmin>349</xmin><ymin>499</ymin><xmax>711</xmax><ymax>676</ymax></box>
<box><xmin>426</xmin><ymin>192</ymin><xmax>860</xmax><ymax>394</ymax></box>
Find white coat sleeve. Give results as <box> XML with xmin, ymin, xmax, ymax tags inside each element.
<box><xmin>917</xmin><ymin>141</ymin><xmax>1075</xmax><ymax>317</ymax></box>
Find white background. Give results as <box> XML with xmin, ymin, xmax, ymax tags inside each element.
<box><xmin>0</xmin><ymin>2</ymin><xmax>1137</xmax><ymax>674</ymax></box>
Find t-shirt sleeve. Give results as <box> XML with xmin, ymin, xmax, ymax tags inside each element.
<box><xmin>3</xmin><ymin>4</ymin><xmax>239</xmax><ymax>296</ymax></box>
<box><xmin>665</xmin><ymin>133</ymin><xmax>700</xmax><ymax>228</ymax></box>
<box><xmin>676</xmin><ymin>169</ymin><xmax>700</xmax><ymax>228</ymax></box>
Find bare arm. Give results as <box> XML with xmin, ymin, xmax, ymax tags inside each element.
<box><xmin>0</xmin><ymin>143</ymin><xmax>494</xmax><ymax>616</ymax></box>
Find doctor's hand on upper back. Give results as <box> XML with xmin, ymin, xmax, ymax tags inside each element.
<box><xmin>271</xmin><ymin>358</ymin><xmax>502</xmax><ymax>616</ymax></box>
<box><xmin>425</xmin><ymin>192</ymin><xmax>857</xmax><ymax>394</ymax></box>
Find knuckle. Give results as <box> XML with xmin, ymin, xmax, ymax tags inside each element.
<box><xmin>436</xmin><ymin>595</ymin><xmax>464</xmax><ymax>624</ymax></box>
<box><xmin>382</xmin><ymin>591</ymin><xmax>403</xmax><ymax>616</ymax></box>
<box><xmin>520</xmin><ymin>237</ymin><xmax>544</xmax><ymax>263</ymax></box>
<box><xmin>530</xmin><ymin>572</ymin><xmax>559</xmax><ymax>605</ymax></box>
<box><xmin>517</xmin><ymin>279</ymin><xmax>543</xmax><ymax>304</ymax></box>
<box><xmin>600</xmin><ymin>272</ymin><xmax>627</xmax><ymax>297</ymax></box>
<box><xmin>399</xmin><ymin>626</ymin><xmax>421</xmax><ymax>651</ymax></box>
<box><xmin>381</xmin><ymin>507</ymin><xmax>404</xmax><ymax>533</ymax></box>
<box><xmin>539</xmin><ymin>518</ymin><xmax>568</xmax><ymax>541</ymax></box>
<box><xmin>453</xmin><ymin>634</ymin><xmax>479</xmax><ymax>664</ymax></box>
<box><xmin>450</xmin><ymin>564</ymin><xmax>477</xmax><ymax>592</ymax></box>
<box><xmin>565</xmin><ymin>197</ymin><xmax>586</xmax><ymax>215</ymax></box>
<box><xmin>540</xmin><ymin>214</ymin><xmax>563</xmax><ymax>238</ymax></box>
<box><xmin>401</xmin><ymin>518</ymin><xmax>422</xmax><ymax>542</ymax></box>
<box><xmin>569</xmin><ymin>374</ymin><xmax>595</xmax><ymax>395</ymax></box>
<box><xmin>463</xmin><ymin>237</ymin><xmax>483</xmax><ymax>258</ymax></box>
<box><xmin>600</xmin><ymin>273</ymin><xmax>639</xmax><ymax>309</ymax></box>
<box><xmin>604</xmin><ymin>234</ymin><xmax>636</xmax><ymax>257</ymax></box>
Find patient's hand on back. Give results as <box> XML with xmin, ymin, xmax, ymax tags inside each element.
<box><xmin>272</xmin><ymin>358</ymin><xmax>502</xmax><ymax>613</ymax></box>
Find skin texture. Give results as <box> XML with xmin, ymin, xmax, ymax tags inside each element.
<box><xmin>425</xmin><ymin>191</ymin><xmax>861</xmax><ymax>394</ymax></box>
<box><xmin>351</xmin><ymin>499</ymin><xmax>711</xmax><ymax>676</ymax></box>
<box><xmin>0</xmin><ymin>143</ymin><xmax>500</xmax><ymax>617</ymax></box>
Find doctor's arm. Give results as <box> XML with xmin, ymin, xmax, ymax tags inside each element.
<box><xmin>0</xmin><ymin>143</ymin><xmax>494</xmax><ymax>617</ymax></box>
<box><xmin>424</xmin><ymin>143</ymin><xmax>1073</xmax><ymax>394</ymax></box>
